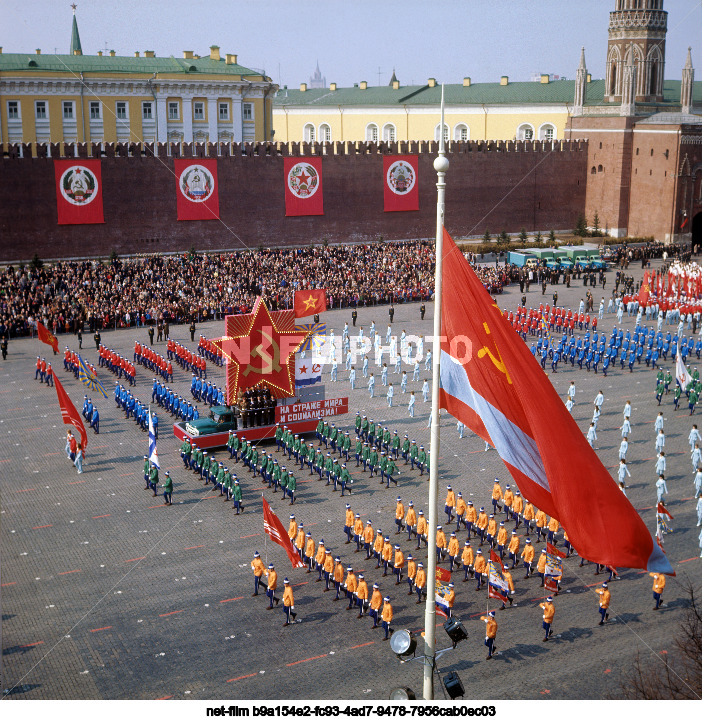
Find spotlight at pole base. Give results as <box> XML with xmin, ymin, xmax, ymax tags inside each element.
<box><xmin>389</xmin><ymin>687</ymin><xmax>416</xmax><ymax>700</ymax></box>
<box><xmin>390</xmin><ymin>629</ymin><xmax>417</xmax><ymax>661</ymax></box>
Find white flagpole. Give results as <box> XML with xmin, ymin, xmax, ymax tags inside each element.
<box><xmin>423</xmin><ymin>84</ymin><xmax>449</xmax><ymax>701</ymax></box>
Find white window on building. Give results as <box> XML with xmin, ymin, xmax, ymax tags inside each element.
<box><xmin>116</xmin><ymin>102</ymin><xmax>127</xmax><ymax>120</ymax></box>
<box><xmin>89</xmin><ymin>101</ymin><xmax>101</xmax><ymax>120</ymax></box>
<box><xmin>35</xmin><ymin>101</ymin><xmax>47</xmax><ymax>119</ymax></box>
<box><xmin>243</xmin><ymin>103</ymin><xmax>253</xmax><ymax>121</ymax></box>
<box><xmin>142</xmin><ymin>101</ymin><xmax>153</xmax><ymax>120</ymax></box>
<box><xmin>63</xmin><ymin>101</ymin><xmax>74</xmax><ymax>120</ymax></box>
<box><xmin>538</xmin><ymin>123</ymin><xmax>556</xmax><ymax>141</ymax></box>
<box><xmin>382</xmin><ymin>123</ymin><xmax>396</xmax><ymax>142</ymax></box>
<box><xmin>7</xmin><ymin>101</ymin><xmax>19</xmax><ymax>120</ymax></box>
<box><xmin>517</xmin><ymin>123</ymin><xmax>534</xmax><ymax>141</ymax></box>
<box><xmin>365</xmin><ymin>123</ymin><xmax>379</xmax><ymax>142</ymax></box>
<box><xmin>319</xmin><ymin>123</ymin><xmax>331</xmax><ymax>142</ymax></box>
<box><xmin>168</xmin><ymin>102</ymin><xmax>179</xmax><ymax>120</ymax></box>
<box><xmin>219</xmin><ymin>102</ymin><xmax>229</xmax><ymax>121</ymax></box>
<box><xmin>303</xmin><ymin>123</ymin><xmax>316</xmax><ymax>143</ymax></box>
<box><xmin>454</xmin><ymin>123</ymin><xmax>469</xmax><ymax>141</ymax></box>
<box><xmin>434</xmin><ymin>123</ymin><xmax>449</xmax><ymax>143</ymax></box>
<box><xmin>193</xmin><ymin>101</ymin><xmax>204</xmax><ymax>120</ymax></box>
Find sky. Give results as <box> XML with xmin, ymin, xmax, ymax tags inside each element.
<box><xmin>4</xmin><ymin>0</ymin><xmax>702</xmax><ymax>88</ymax></box>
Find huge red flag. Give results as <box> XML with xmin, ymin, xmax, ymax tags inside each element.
<box><xmin>174</xmin><ymin>159</ymin><xmax>220</xmax><ymax>220</ymax></box>
<box><xmin>294</xmin><ymin>289</ymin><xmax>327</xmax><ymax>318</ymax></box>
<box><xmin>638</xmin><ymin>271</ymin><xmax>650</xmax><ymax>306</ymax></box>
<box><xmin>54</xmin><ymin>159</ymin><xmax>105</xmax><ymax>225</ymax></box>
<box><xmin>383</xmin><ymin>155</ymin><xmax>419</xmax><ymax>212</ymax></box>
<box><xmin>53</xmin><ymin>374</ymin><xmax>88</xmax><ymax>452</ymax></box>
<box><xmin>438</xmin><ymin>228</ymin><xmax>673</xmax><ymax>574</ymax></box>
<box><xmin>262</xmin><ymin>496</ymin><xmax>306</xmax><ymax>569</ymax></box>
<box><xmin>284</xmin><ymin>157</ymin><xmax>323</xmax><ymax>216</ymax></box>
<box><xmin>36</xmin><ymin>321</ymin><xmax>59</xmax><ymax>353</ymax></box>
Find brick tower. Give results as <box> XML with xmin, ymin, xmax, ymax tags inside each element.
<box><xmin>605</xmin><ymin>0</ymin><xmax>668</xmax><ymax>103</ymax></box>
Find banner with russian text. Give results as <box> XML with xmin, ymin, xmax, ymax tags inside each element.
<box><xmin>174</xmin><ymin>159</ymin><xmax>220</xmax><ymax>221</ymax></box>
<box><xmin>383</xmin><ymin>155</ymin><xmax>419</xmax><ymax>212</ymax></box>
<box><xmin>54</xmin><ymin>159</ymin><xmax>105</xmax><ymax>225</ymax></box>
<box><xmin>276</xmin><ymin>397</ymin><xmax>348</xmax><ymax>424</ymax></box>
<box><xmin>284</xmin><ymin>157</ymin><xmax>323</xmax><ymax>217</ymax></box>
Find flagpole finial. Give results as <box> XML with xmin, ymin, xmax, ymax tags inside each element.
<box><xmin>434</xmin><ymin>84</ymin><xmax>449</xmax><ymax>174</ymax></box>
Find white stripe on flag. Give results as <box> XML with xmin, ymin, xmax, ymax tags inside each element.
<box><xmin>440</xmin><ymin>350</ymin><xmax>549</xmax><ymax>492</ymax></box>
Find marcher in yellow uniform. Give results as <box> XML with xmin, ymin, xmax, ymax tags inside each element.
<box><xmin>323</xmin><ymin>549</ymin><xmax>334</xmax><ymax>592</ymax></box>
<box><xmin>393</xmin><ymin>545</ymin><xmax>404</xmax><ymax>584</ymax></box>
<box><xmin>315</xmin><ymin>541</ymin><xmax>326</xmax><ymax>581</ymax></box>
<box><xmin>304</xmin><ymin>532</ymin><xmax>316</xmax><ymax>573</ymax></box>
<box><xmin>414</xmin><ymin>562</ymin><xmax>426</xmax><ymax>604</ymax></box>
<box><xmin>381</xmin><ymin>536</ymin><xmax>393</xmax><ymax>576</ymax></box>
<box><xmin>465</xmin><ymin>500</ymin><xmax>477</xmax><ymax>536</ymax></box>
<box><xmin>596</xmin><ymin>582</ymin><xmax>610</xmax><ymax>625</ymax></box>
<box><xmin>355</xmin><ymin>573</ymin><xmax>369</xmax><ymax>618</ymax></box>
<box><xmin>547</xmin><ymin>516</ymin><xmax>560</xmax><ymax>545</ymax></box>
<box><xmin>288</xmin><ymin>514</ymin><xmax>298</xmax><ymax>541</ymax></box>
<box><xmin>521</xmin><ymin>538</ymin><xmax>535</xmax><ymax>578</ymax></box>
<box><xmin>444</xmin><ymin>485</ymin><xmax>456</xmax><ymax>524</ymax></box>
<box><xmin>436</xmin><ymin>525</ymin><xmax>447</xmax><ymax>563</ymax></box>
<box><xmin>502</xmin><ymin>484</ymin><xmax>514</xmax><ymax>520</ymax></box>
<box><xmin>405</xmin><ymin>501</ymin><xmax>417</xmax><ymax>541</ymax></box>
<box><xmin>295</xmin><ymin>524</ymin><xmax>306</xmax><ymax>560</ymax></box>
<box><xmin>507</xmin><ymin>531</ymin><xmax>520</xmax><ymax>568</ymax></box>
<box><xmin>282</xmin><ymin>578</ymin><xmax>297</xmax><ymax>626</ymax></box>
<box><xmin>535</xmin><ymin>509</ymin><xmax>548</xmax><ymax>543</ymax></box>
<box><xmin>344</xmin><ymin>566</ymin><xmax>357</xmax><ymax>610</ymax></box>
<box><xmin>333</xmin><ymin>556</ymin><xmax>345</xmax><ymax>600</ymax></box>
<box><xmin>474</xmin><ymin>549</ymin><xmax>487</xmax><ymax>590</ymax></box>
<box><xmin>353</xmin><ymin>514</ymin><xmax>364</xmax><ymax>552</ymax></box>
<box><xmin>500</xmin><ymin>566</ymin><xmax>515</xmax><ymax>609</ymax></box>
<box><xmin>251</xmin><ymin>551</ymin><xmax>266</xmax><ymax>596</ymax></box>
<box><xmin>496</xmin><ymin>522</ymin><xmax>508</xmax><ymax>558</ymax></box>
<box><xmin>444</xmin><ymin>582</ymin><xmax>456</xmax><ymax>618</ymax></box>
<box><xmin>369</xmin><ymin>583</ymin><xmax>383</xmax><ymax>628</ymax></box>
<box><xmin>480</xmin><ymin>610</ymin><xmax>498</xmax><ymax>659</ymax></box>
<box><xmin>511</xmin><ymin>491</ymin><xmax>524</xmax><ymax>529</ymax></box>
<box><xmin>477</xmin><ymin>507</ymin><xmax>489</xmax><ymax>545</ymax></box>
<box><xmin>381</xmin><ymin>596</ymin><xmax>393</xmax><ymax>640</ymax></box>
<box><xmin>523</xmin><ymin>500</ymin><xmax>535</xmax><ymax>534</ymax></box>
<box><xmin>265</xmin><ymin>564</ymin><xmax>279</xmax><ymax>609</ymax></box>
<box><xmin>491</xmin><ymin>479</ymin><xmax>503</xmax><ymax>514</ymax></box>
<box><xmin>406</xmin><ymin>554</ymin><xmax>417</xmax><ymax>596</ymax></box>
<box><xmin>461</xmin><ymin>541</ymin><xmax>475</xmax><ymax>581</ymax></box>
<box><xmin>344</xmin><ymin>503</ymin><xmax>354</xmax><ymax>543</ymax></box>
<box><xmin>486</xmin><ymin>515</ymin><xmax>497</xmax><ymax>547</ymax></box>
<box><xmin>415</xmin><ymin>510</ymin><xmax>428</xmax><ymax>550</ymax></box>
<box><xmin>540</xmin><ymin>596</ymin><xmax>555</xmax><ymax>641</ymax></box>
<box><xmin>373</xmin><ymin>529</ymin><xmax>385</xmax><ymax>568</ymax></box>
<box><xmin>363</xmin><ymin>521</ymin><xmax>375</xmax><ymax>560</ymax></box>
<box><xmin>455</xmin><ymin>493</ymin><xmax>467</xmax><ymax>532</ymax></box>
<box><xmin>536</xmin><ymin>549</ymin><xmax>548</xmax><ymax>586</ymax></box>
<box><xmin>395</xmin><ymin>496</ymin><xmax>405</xmax><ymax>534</ymax></box>
<box><xmin>447</xmin><ymin>532</ymin><xmax>461</xmax><ymax>572</ymax></box>
<box><xmin>650</xmin><ymin>572</ymin><xmax>666</xmax><ymax>610</ymax></box>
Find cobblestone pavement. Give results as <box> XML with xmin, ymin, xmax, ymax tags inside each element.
<box><xmin>1</xmin><ymin>255</ymin><xmax>700</xmax><ymax>701</ymax></box>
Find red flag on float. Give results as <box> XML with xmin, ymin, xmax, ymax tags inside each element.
<box><xmin>174</xmin><ymin>158</ymin><xmax>219</xmax><ymax>220</ymax></box>
<box><xmin>284</xmin><ymin>157</ymin><xmax>323</xmax><ymax>216</ymax></box>
<box><xmin>383</xmin><ymin>155</ymin><xmax>419</xmax><ymax>212</ymax></box>
<box><xmin>638</xmin><ymin>271</ymin><xmax>650</xmax><ymax>306</ymax></box>
<box><xmin>262</xmin><ymin>496</ymin><xmax>306</xmax><ymax>569</ymax></box>
<box><xmin>36</xmin><ymin>321</ymin><xmax>59</xmax><ymax>353</ymax></box>
<box><xmin>54</xmin><ymin>159</ymin><xmax>104</xmax><ymax>225</ymax></box>
<box><xmin>437</xmin><ymin>228</ymin><xmax>673</xmax><ymax>574</ymax></box>
<box><xmin>294</xmin><ymin>289</ymin><xmax>327</xmax><ymax>318</ymax></box>
<box><xmin>53</xmin><ymin>375</ymin><xmax>88</xmax><ymax>452</ymax></box>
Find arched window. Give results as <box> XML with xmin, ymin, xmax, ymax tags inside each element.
<box><xmin>591</xmin><ymin>166</ymin><xmax>597</xmax><ymax>175</ymax></box>
<box><xmin>434</xmin><ymin>123</ymin><xmax>449</xmax><ymax>143</ymax></box>
<box><xmin>454</xmin><ymin>124</ymin><xmax>469</xmax><ymax>142</ymax></box>
<box><xmin>319</xmin><ymin>123</ymin><xmax>331</xmax><ymax>142</ymax></box>
<box><xmin>538</xmin><ymin>123</ymin><xmax>556</xmax><ymax>141</ymax></box>
<box><xmin>303</xmin><ymin>123</ymin><xmax>315</xmax><ymax>143</ymax></box>
<box><xmin>382</xmin><ymin>123</ymin><xmax>396</xmax><ymax>142</ymax></box>
<box><xmin>598</xmin><ymin>164</ymin><xmax>604</xmax><ymax>173</ymax></box>
<box><xmin>517</xmin><ymin>123</ymin><xmax>534</xmax><ymax>141</ymax></box>
<box><xmin>365</xmin><ymin>123</ymin><xmax>379</xmax><ymax>142</ymax></box>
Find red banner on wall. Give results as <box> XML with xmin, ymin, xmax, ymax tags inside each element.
<box><xmin>54</xmin><ymin>159</ymin><xmax>105</xmax><ymax>225</ymax></box>
<box><xmin>284</xmin><ymin>157</ymin><xmax>324</xmax><ymax>217</ymax></box>
<box><xmin>383</xmin><ymin>155</ymin><xmax>419</xmax><ymax>212</ymax></box>
<box><xmin>174</xmin><ymin>159</ymin><xmax>219</xmax><ymax>220</ymax></box>
<box><xmin>276</xmin><ymin>397</ymin><xmax>348</xmax><ymax>424</ymax></box>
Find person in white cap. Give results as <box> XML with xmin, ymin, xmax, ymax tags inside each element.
<box><xmin>161</xmin><ymin>471</ymin><xmax>173</xmax><ymax>505</ymax></box>
<box><xmin>282</xmin><ymin>578</ymin><xmax>297</xmax><ymax>626</ymax></box>
<box><xmin>480</xmin><ymin>610</ymin><xmax>497</xmax><ymax>659</ymax></box>
<box><xmin>265</xmin><ymin>564</ymin><xmax>280</xmax><ymax>609</ymax></box>
<box><xmin>540</xmin><ymin>596</ymin><xmax>555</xmax><ymax>641</ymax></box>
<box><xmin>596</xmin><ymin>582</ymin><xmax>610</xmax><ymax>625</ymax></box>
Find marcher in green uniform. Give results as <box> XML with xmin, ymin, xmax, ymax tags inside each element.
<box><xmin>378</xmin><ymin>451</ymin><xmax>388</xmax><ymax>484</ymax></box>
<box><xmin>316</xmin><ymin>418</ymin><xmax>325</xmax><ymax>446</ymax></box>
<box><xmin>324</xmin><ymin>452</ymin><xmax>334</xmax><ymax>485</ymax></box>
<box><xmin>355</xmin><ymin>412</ymin><xmax>362</xmax><ymax>436</ymax></box>
<box><xmin>354</xmin><ymin>437</ymin><xmax>363</xmax><ymax>466</ymax></box>
<box><xmin>410</xmin><ymin>440</ymin><xmax>419</xmax><ymax>469</ymax></box>
<box><xmin>314</xmin><ymin>449</ymin><xmax>324</xmax><ymax>479</ymax></box>
<box><xmin>369</xmin><ymin>446</ymin><xmax>379</xmax><ymax>477</ymax></box>
<box><xmin>331</xmin><ymin>458</ymin><xmax>342</xmax><ymax>491</ymax></box>
<box><xmin>181</xmin><ymin>438</ymin><xmax>192</xmax><ymax>469</ymax></box>
<box><xmin>391</xmin><ymin>431</ymin><xmax>400</xmax><ymax>460</ymax></box>
<box><xmin>287</xmin><ymin>473</ymin><xmax>297</xmax><ymax>505</ymax></box>
<box><xmin>362</xmin><ymin>442</ymin><xmax>371</xmax><ymax>472</ymax></box>
<box><xmin>161</xmin><ymin>471</ymin><xmax>173</xmax><ymax>505</ymax></box>
<box><xmin>276</xmin><ymin>422</ymin><xmax>285</xmax><ymax>451</ymax></box>
<box><xmin>340</xmin><ymin>463</ymin><xmax>352</xmax><ymax>496</ymax></box>
<box><xmin>417</xmin><ymin>446</ymin><xmax>427</xmax><ymax>475</ymax></box>
<box><xmin>280</xmin><ymin>466</ymin><xmax>290</xmax><ymax>499</ymax></box>
<box><xmin>143</xmin><ymin>455</ymin><xmax>151</xmax><ymax>489</ymax></box>
<box><xmin>402</xmin><ymin>434</ymin><xmax>411</xmax><ymax>464</ymax></box>
<box><xmin>149</xmin><ymin>463</ymin><xmax>159</xmax><ymax>496</ymax></box>
<box><xmin>655</xmin><ymin>380</ymin><xmax>665</xmax><ymax>405</ymax></box>
<box><xmin>232</xmin><ymin>479</ymin><xmax>243</xmax><ymax>514</ymax></box>
<box><xmin>341</xmin><ymin>431</ymin><xmax>351</xmax><ymax>462</ymax></box>
<box><xmin>385</xmin><ymin>457</ymin><xmax>398</xmax><ymax>488</ymax></box>
<box><xmin>272</xmin><ymin>460</ymin><xmax>281</xmax><ymax>492</ymax></box>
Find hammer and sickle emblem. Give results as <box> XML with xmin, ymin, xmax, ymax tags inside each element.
<box><xmin>243</xmin><ymin>329</ymin><xmax>282</xmax><ymax>377</ymax></box>
<box><xmin>477</xmin><ymin>322</ymin><xmax>512</xmax><ymax>385</ymax></box>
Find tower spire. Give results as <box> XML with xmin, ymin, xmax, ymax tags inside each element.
<box><xmin>682</xmin><ymin>46</ymin><xmax>694</xmax><ymax>115</ymax></box>
<box><xmin>574</xmin><ymin>47</ymin><xmax>587</xmax><ymax>115</ymax></box>
<box><xmin>70</xmin><ymin>4</ymin><xmax>82</xmax><ymax>56</ymax></box>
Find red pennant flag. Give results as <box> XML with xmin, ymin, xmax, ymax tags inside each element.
<box><xmin>53</xmin><ymin>374</ymin><xmax>88</xmax><ymax>452</ymax></box>
<box><xmin>488</xmin><ymin>584</ymin><xmax>508</xmax><ymax>602</ymax></box>
<box><xmin>294</xmin><ymin>289</ymin><xmax>327</xmax><ymax>318</ymax></box>
<box><xmin>438</xmin><ymin>228</ymin><xmax>673</xmax><ymax>575</ymax></box>
<box><xmin>383</xmin><ymin>155</ymin><xmax>419</xmax><ymax>212</ymax></box>
<box><xmin>262</xmin><ymin>496</ymin><xmax>306</xmax><ymax>569</ymax></box>
<box><xmin>435</xmin><ymin>566</ymin><xmax>452</xmax><ymax>582</ymax></box>
<box><xmin>284</xmin><ymin>157</ymin><xmax>323</xmax><ymax>216</ymax></box>
<box><xmin>489</xmin><ymin>549</ymin><xmax>505</xmax><ymax>570</ymax></box>
<box><xmin>36</xmin><ymin>321</ymin><xmax>59</xmax><ymax>354</ymax></box>
<box><xmin>54</xmin><ymin>159</ymin><xmax>105</xmax><ymax>225</ymax></box>
<box><xmin>546</xmin><ymin>542</ymin><xmax>567</xmax><ymax>559</ymax></box>
<box><xmin>656</xmin><ymin>502</ymin><xmax>674</xmax><ymax>520</ymax></box>
<box><xmin>544</xmin><ymin>575</ymin><xmax>559</xmax><ymax>594</ymax></box>
<box><xmin>174</xmin><ymin>159</ymin><xmax>219</xmax><ymax>220</ymax></box>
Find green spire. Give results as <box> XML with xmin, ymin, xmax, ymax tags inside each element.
<box><xmin>70</xmin><ymin>5</ymin><xmax>82</xmax><ymax>56</ymax></box>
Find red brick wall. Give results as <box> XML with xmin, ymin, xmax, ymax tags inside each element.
<box><xmin>0</xmin><ymin>141</ymin><xmax>588</xmax><ymax>262</ymax></box>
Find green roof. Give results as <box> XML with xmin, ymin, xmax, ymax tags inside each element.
<box><xmin>274</xmin><ymin>78</ymin><xmax>702</xmax><ymax>109</ymax></box>
<box><xmin>0</xmin><ymin>52</ymin><xmax>263</xmax><ymax>77</ymax></box>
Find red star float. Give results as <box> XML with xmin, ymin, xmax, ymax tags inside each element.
<box><xmin>211</xmin><ymin>298</ymin><xmax>311</xmax><ymax>404</ymax></box>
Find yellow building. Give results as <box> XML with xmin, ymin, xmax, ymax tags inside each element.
<box><xmin>273</xmin><ymin>72</ymin><xmax>595</xmax><ymax>145</ymax></box>
<box><xmin>0</xmin><ymin>11</ymin><xmax>276</xmax><ymax>147</ymax></box>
